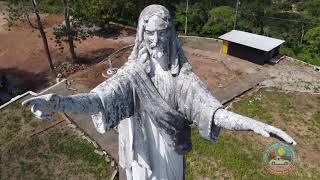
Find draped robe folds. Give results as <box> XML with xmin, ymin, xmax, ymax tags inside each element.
<box><xmin>89</xmin><ymin>61</ymin><xmax>223</xmax><ymax>179</ymax></box>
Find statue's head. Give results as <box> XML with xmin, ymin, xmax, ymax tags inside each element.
<box><xmin>129</xmin><ymin>4</ymin><xmax>191</xmax><ymax>75</ymax></box>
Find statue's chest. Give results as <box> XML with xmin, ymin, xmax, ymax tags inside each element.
<box><xmin>150</xmin><ymin>69</ymin><xmax>177</xmax><ymax>109</ymax></box>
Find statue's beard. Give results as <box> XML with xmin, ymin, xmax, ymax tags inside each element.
<box><xmin>149</xmin><ymin>46</ymin><xmax>169</xmax><ymax>71</ymax></box>
<box><xmin>150</xmin><ymin>45</ymin><xmax>164</xmax><ymax>59</ymax></box>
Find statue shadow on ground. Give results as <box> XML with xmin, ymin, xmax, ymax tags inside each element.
<box><xmin>0</xmin><ymin>68</ymin><xmax>54</xmax><ymax>105</ymax></box>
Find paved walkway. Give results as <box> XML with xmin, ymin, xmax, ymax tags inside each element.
<box><xmin>215</xmin><ymin>72</ymin><xmax>268</xmax><ymax>104</ymax></box>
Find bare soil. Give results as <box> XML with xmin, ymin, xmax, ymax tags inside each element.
<box><xmin>261</xmin><ymin>59</ymin><xmax>320</xmax><ymax>93</ymax></box>
<box><xmin>0</xmin><ymin>14</ymin><xmax>132</xmax><ymax>96</ymax></box>
<box><xmin>68</xmin><ymin>35</ymin><xmax>320</xmax><ymax>99</ymax></box>
<box><xmin>181</xmin><ymin>37</ymin><xmax>320</xmax><ymax>94</ymax></box>
<box><xmin>67</xmin><ymin>46</ymin><xmax>248</xmax><ymax>95</ymax></box>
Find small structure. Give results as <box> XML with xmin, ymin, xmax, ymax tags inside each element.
<box><xmin>219</xmin><ymin>30</ymin><xmax>285</xmax><ymax>65</ymax></box>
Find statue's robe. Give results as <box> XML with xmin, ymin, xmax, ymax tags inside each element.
<box><xmin>89</xmin><ymin>61</ymin><xmax>223</xmax><ymax>180</ymax></box>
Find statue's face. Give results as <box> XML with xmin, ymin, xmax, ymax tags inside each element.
<box><xmin>144</xmin><ymin>15</ymin><xmax>170</xmax><ymax>67</ymax></box>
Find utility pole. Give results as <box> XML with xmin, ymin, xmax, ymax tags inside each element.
<box><xmin>233</xmin><ymin>0</ymin><xmax>240</xmax><ymax>30</ymax></box>
<box><xmin>184</xmin><ymin>0</ymin><xmax>189</xmax><ymax>35</ymax></box>
<box><xmin>300</xmin><ymin>23</ymin><xmax>305</xmax><ymax>45</ymax></box>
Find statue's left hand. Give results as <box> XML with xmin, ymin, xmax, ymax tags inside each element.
<box><xmin>252</xmin><ymin>121</ymin><xmax>297</xmax><ymax>145</ymax></box>
<box><xmin>214</xmin><ymin>109</ymin><xmax>297</xmax><ymax>145</ymax></box>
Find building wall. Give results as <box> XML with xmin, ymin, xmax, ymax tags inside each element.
<box><xmin>222</xmin><ymin>40</ymin><xmax>228</xmax><ymax>54</ymax></box>
<box><xmin>227</xmin><ymin>42</ymin><xmax>268</xmax><ymax>65</ymax></box>
<box><xmin>266</xmin><ymin>46</ymin><xmax>280</xmax><ymax>60</ymax></box>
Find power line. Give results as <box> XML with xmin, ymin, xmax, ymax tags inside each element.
<box><xmin>238</xmin><ymin>11</ymin><xmax>320</xmax><ymax>25</ymax></box>
<box><xmin>260</xmin><ymin>16</ymin><xmax>303</xmax><ymax>23</ymax></box>
<box><xmin>233</xmin><ymin>0</ymin><xmax>240</xmax><ymax>29</ymax></box>
<box><xmin>184</xmin><ymin>0</ymin><xmax>188</xmax><ymax>35</ymax></box>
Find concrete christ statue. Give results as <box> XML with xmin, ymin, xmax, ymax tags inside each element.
<box><xmin>23</xmin><ymin>5</ymin><xmax>296</xmax><ymax>180</ymax></box>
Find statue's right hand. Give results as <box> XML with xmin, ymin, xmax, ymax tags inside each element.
<box><xmin>22</xmin><ymin>94</ymin><xmax>61</xmax><ymax>121</ymax></box>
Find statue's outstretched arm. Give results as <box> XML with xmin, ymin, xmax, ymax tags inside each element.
<box><xmin>22</xmin><ymin>93</ymin><xmax>103</xmax><ymax>120</ymax></box>
<box><xmin>213</xmin><ymin>109</ymin><xmax>297</xmax><ymax>145</ymax></box>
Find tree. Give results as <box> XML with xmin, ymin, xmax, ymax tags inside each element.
<box><xmin>201</xmin><ymin>6</ymin><xmax>234</xmax><ymax>38</ymax></box>
<box><xmin>304</xmin><ymin>27</ymin><xmax>320</xmax><ymax>53</ymax></box>
<box><xmin>52</xmin><ymin>0</ymin><xmax>97</xmax><ymax>63</ymax></box>
<box><xmin>174</xmin><ymin>2</ymin><xmax>208</xmax><ymax>35</ymax></box>
<box><xmin>5</xmin><ymin>0</ymin><xmax>54</xmax><ymax>71</ymax></box>
<box><xmin>298</xmin><ymin>0</ymin><xmax>320</xmax><ymax>19</ymax></box>
<box><xmin>239</xmin><ymin>0</ymin><xmax>272</xmax><ymax>34</ymax></box>
<box><xmin>63</xmin><ymin>0</ymin><xmax>77</xmax><ymax>63</ymax></box>
<box><xmin>173</xmin><ymin>2</ymin><xmax>185</xmax><ymax>33</ymax></box>
<box><xmin>70</xmin><ymin>0</ymin><xmax>113</xmax><ymax>29</ymax></box>
<box><xmin>32</xmin><ymin>0</ymin><xmax>54</xmax><ymax>70</ymax></box>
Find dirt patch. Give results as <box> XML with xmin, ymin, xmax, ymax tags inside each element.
<box><xmin>0</xmin><ymin>30</ymin><xmax>124</xmax><ymax>92</ymax></box>
<box><xmin>181</xmin><ymin>36</ymin><xmax>320</xmax><ymax>94</ymax></box>
<box><xmin>180</xmin><ymin>36</ymin><xmax>222</xmax><ymax>52</ymax></box>
<box><xmin>67</xmin><ymin>45</ymin><xmax>249</xmax><ymax>95</ymax></box>
<box><xmin>7</xmin><ymin>15</ymin><xmax>64</xmax><ymax>32</ymax></box>
<box><xmin>69</xmin><ymin>47</ymin><xmax>132</xmax><ymax>90</ymax></box>
<box><xmin>184</xmin><ymin>49</ymin><xmax>248</xmax><ymax>94</ymax></box>
<box><xmin>0</xmin><ymin>1</ymin><xmax>63</xmax><ymax>32</ymax></box>
<box><xmin>0</xmin><ymin>12</ymin><xmax>135</xmax><ymax>101</ymax></box>
<box><xmin>261</xmin><ymin>59</ymin><xmax>320</xmax><ymax>93</ymax></box>
<box><xmin>0</xmin><ymin>13</ymin><xmax>130</xmax><ymax>100</ymax></box>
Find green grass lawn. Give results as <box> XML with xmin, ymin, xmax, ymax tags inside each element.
<box><xmin>186</xmin><ymin>88</ymin><xmax>320</xmax><ymax>179</ymax></box>
<box><xmin>1</xmin><ymin>89</ymin><xmax>319</xmax><ymax>179</ymax></box>
<box><xmin>0</xmin><ymin>102</ymin><xmax>113</xmax><ymax>179</ymax></box>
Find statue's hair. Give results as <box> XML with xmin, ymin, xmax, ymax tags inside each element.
<box><xmin>128</xmin><ymin>4</ymin><xmax>191</xmax><ymax>76</ymax></box>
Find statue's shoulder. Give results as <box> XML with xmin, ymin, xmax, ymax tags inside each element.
<box><xmin>89</xmin><ymin>63</ymin><xmax>132</xmax><ymax>92</ymax></box>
